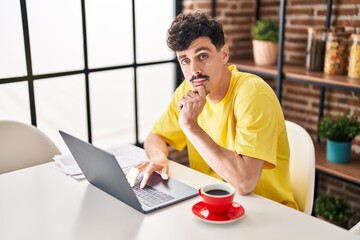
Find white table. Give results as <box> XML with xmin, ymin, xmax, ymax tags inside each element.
<box><xmin>0</xmin><ymin>161</ymin><xmax>358</xmax><ymax>240</ymax></box>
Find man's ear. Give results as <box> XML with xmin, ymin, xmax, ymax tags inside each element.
<box><xmin>221</xmin><ymin>44</ymin><xmax>230</xmax><ymax>64</ymax></box>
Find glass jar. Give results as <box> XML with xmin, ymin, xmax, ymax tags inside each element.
<box><xmin>323</xmin><ymin>32</ymin><xmax>350</xmax><ymax>75</ymax></box>
<box><xmin>306</xmin><ymin>27</ymin><xmax>326</xmax><ymax>71</ymax></box>
<box><xmin>348</xmin><ymin>34</ymin><xmax>360</xmax><ymax>78</ymax></box>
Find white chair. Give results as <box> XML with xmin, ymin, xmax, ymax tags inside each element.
<box><xmin>349</xmin><ymin>221</ymin><xmax>360</xmax><ymax>235</ymax></box>
<box><xmin>0</xmin><ymin>120</ymin><xmax>60</xmax><ymax>174</ymax></box>
<box><xmin>285</xmin><ymin>120</ymin><xmax>316</xmax><ymax>215</ymax></box>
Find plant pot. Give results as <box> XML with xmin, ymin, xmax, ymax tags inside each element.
<box><xmin>252</xmin><ymin>40</ymin><xmax>278</xmax><ymax>66</ymax></box>
<box><xmin>326</xmin><ymin>139</ymin><xmax>352</xmax><ymax>163</ymax></box>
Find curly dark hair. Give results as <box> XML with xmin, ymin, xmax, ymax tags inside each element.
<box><xmin>167</xmin><ymin>11</ymin><xmax>225</xmax><ymax>52</ymax></box>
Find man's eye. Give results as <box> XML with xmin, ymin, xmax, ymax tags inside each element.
<box><xmin>199</xmin><ymin>54</ymin><xmax>208</xmax><ymax>60</ymax></box>
<box><xmin>180</xmin><ymin>59</ymin><xmax>189</xmax><ymax>65</ymax></box>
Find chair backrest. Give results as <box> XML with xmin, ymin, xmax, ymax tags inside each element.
<box><xmin>285</xmin><ymin>120</ymin><xmax>316</xmax><ymax>215</ymax></box>
<box><xmin>0</xmin><ymin>120</ymin><xmax>60</xmax><ymax>174</ymax></box>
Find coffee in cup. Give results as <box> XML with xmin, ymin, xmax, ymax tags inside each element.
<box><xmin>198</xmin><ymin>183</ymin><xmax>235</xmax><ymax>214</ymax></box>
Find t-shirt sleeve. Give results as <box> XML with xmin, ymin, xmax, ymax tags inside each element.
<box><xmin>234</xmin><ymin>90</ymin><xmax>279</xmax><ymax>169</ymax></box>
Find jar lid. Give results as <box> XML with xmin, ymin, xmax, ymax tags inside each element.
<box><xmin>351</xmin><ymin>34</ymin><xmax>360</xmax><ymax>40</ymax></box>
<box><xmin>308</xmin><ymin>27</ymin><xmax>326</xmax><ymax>33</ymax></box>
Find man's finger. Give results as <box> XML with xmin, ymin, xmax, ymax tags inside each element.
<box><xmin>161</xmin><ymin>173</ymin><xmax>169</xmax><ymax>180</ymax></box>
<box><xmin>127</xmin><ymin>167</ymin><xmax>140</xmax><ymax>187</ymax></box>
<box><xmin>160</xmin><ymin>165</ymin><xmax>169</xmax><ymax>180</ymax></box>
<box><xmin>140</xmin><ymin>171</ymin><xmax>151</xmax><ymax>188</ymax></box>
<box><xmin>178</xmin><ymin>101</ymin><xmax>184</xmax><ymax>111</ymax></box>
<box><xmin>193</xmin><ymin>85</ymin><xmax>206</xmax><ymax>98</ymax></box>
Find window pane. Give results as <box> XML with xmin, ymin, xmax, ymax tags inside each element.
<box><xmin>0</xmin><ymin>82</ymin><xmax>31</xmax><ymax>123</ymax></box>
<box><xmin>27</xmin><ymin>0</ymin><xmax>84</xmax><ymax>75</ymax></box>
<box><xmin>34</xmin><ymin>75</ymin><xmax>87</xmax><ymax>153</ymax></box>
<box><xmin>90</xmin><ymin>69</ymin><xmax>136</xmax><ymax>148</ymax></box>
<box><xmin>0</xmin><ymin>1</ymin><xmax>27</xmax><ymax>78</ymax></box>
<box><xmin>137</xmin><ymin>63</ymin><xmax>175</xmax><ymax>142</ymax></box>
<box><xmin>135</xmin><ymin>0</ymin><xmax>174</xmax><ymax>63</ymax></box>
<box><xmin>86</xmin><ymin>0</ymin><xmax>133</xmax><ymax>69</ymax></box>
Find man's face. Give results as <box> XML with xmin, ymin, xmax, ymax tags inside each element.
<box><xmin>176</xmin><ymin>37</ymin><xmax>228</xmax><ymax>96</ymax></box>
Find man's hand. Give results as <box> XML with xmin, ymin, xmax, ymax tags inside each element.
<box><xmin>178</xmin><ymin>85</ymin><xmax>207</xmax><ymax>128</ymax></box>
<box><xmin>126</xmin><ymin>153</ymin><xmax>169</xmax><ymax>188</ymax></box>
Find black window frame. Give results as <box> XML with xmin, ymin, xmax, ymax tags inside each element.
<box><xmin>0</xmin><ymin>0</ymin><xmax>183</xmax><ymax>146</ymax></box>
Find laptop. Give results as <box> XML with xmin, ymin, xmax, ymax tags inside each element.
<box><xmin>59</xmin><ymin>130</ymin><xmax>198</xmax><ymax>214</ymax></box>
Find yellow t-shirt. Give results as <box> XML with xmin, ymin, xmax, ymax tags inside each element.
<box><xmin>152</xmin><ymin>65</ymin><xmax>298</xmax><ymax>210</ymax></box>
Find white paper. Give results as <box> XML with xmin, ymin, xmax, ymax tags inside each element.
<box><xmin>107</xmin><ymin>144</ymin><xmax>147</xmax><ymax>168</ymax></box>
<box><xmin>53</xmin><ymin>154</ymin><xmax>82</xmax><ymax>175</ymax></box>
<box><xmin>52</xmin><ymin>144</ymin><xmax>147</xmax><ymax>180</ymax></box>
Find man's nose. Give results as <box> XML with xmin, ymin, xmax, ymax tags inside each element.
<box><xmin>190</xmin><ymin>62</ymin><xmax>202</xmax><ymax>75</ymax></box>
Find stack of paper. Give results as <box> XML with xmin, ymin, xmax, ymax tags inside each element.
<box><xmin>53</xmin><ymin>154</ymin><xmax>85</xmax><ymax>179</ymax></box>
<box><xmin>52</xmin><ymin>144</ymin><xmax>147</xmax><ymax>180</ymax></box>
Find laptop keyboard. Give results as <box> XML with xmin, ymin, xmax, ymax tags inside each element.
<box><xmin>133</xmin><ymin>185</ymin><xmax>175</xmax><ymax>207</ymax></box>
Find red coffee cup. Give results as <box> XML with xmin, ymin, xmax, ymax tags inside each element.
<box><xmin>198</xmin><ymin>183</ymin><xmax>235</xmax><ymax>214</ymax></box>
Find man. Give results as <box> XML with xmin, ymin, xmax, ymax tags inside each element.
<box><xmin>127</xmin><ymin>11</ymin><xmax>297</xmax><ymax>209</ymax></box>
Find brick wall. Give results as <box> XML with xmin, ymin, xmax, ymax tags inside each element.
<box><xmin>183</xmin><ymin>0</ymin><xmax>256</xmax><ymax>59</ymax></box>
<box><xmin>183</xmin><ymin>0</ymin><xmax>360</xmax><ymax>153</ymax></box>
<box><xmin>179</xmin><ymin>0</ymin><xmax>360</xmax><ymax>229</ymax></box>
<box><xmin>260</xmin><ymin>0</ymin><xmax>360</xmax><ymax>227</ymax></box>
<box><xmin>257</xmin><ymin>0</ymin><xmax>360</xmax><ymax>154</ymax></box>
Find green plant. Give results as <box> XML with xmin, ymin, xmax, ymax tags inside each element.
<box><xmin>251</xmin><ymin>19</ymin><xmax>279</xmax><ymax>43</ymax></box>
<box><xmin>318</xmin><ymin>113</ymin><xmax>360</xmax><ymax>142</ymax></box>
<box><xmin>314</xmin><ymin>195</ymin><xmax>352</xmax><ymax>223</ymax></box>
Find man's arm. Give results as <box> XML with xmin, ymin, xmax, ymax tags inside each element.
<box><xmin>126</xmin><ymin>132</ymin><xmax>169</xmax><ymax>188</ymax></box>
<box><xmin>179</xmin><ymin>85</ymin><xmax>264</xmax><ymax>195</ymax></box>
<box><xmin>144</xmin><ymin>132</ymin><xmax>169</xmax><ymax>160</ymax></box>
<box><xmin>181</xmin><ymin>123</ymin><xmax>264</xmax><ymax>195</ymax></box>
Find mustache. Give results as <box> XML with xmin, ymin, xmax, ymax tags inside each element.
<box><xmin>190</xmin><ymin>74</ymin><xmax>210</xmax><ymax>82</ymax></box>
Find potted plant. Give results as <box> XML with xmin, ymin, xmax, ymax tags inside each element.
<box><xmin>251</xmin><ymin>19</ymin><xmax>279</xmax><ymax>66</ymax></box>
<box><xmin>318</xmin><ymin>113</ymin><xmax>360</xmax><ymax>163</ymax></box>
<box><xmin>314</xmin><ymin>195</ymin><xmax>352</xmax><ymax>229</ymax></box>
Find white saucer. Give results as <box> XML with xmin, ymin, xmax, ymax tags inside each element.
<box><xmin>192</xmin><ymin>201</ymin><xmax>245</xmax><ymax>224</ymax></box>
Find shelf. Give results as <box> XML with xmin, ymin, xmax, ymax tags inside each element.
<box><xmin>233</xmin><ymin>0</ymin><xmax>360</xmax><ymax>191</ymax></box>
<box><xmin>230</xmin><ymin>59</ymin><xmax>278</xmax><ymax>78</ymax></box>
<box><xmin>231</xmin><ymin>58</ymin><xmax>360</xmax><ymax>92</ymax></box>
<box><xmin>315</xmin><ymin>142</ymin><xmax>360</xmax><ymax>185</ymax></box>
<box><xmin>231</xmin><ymin>58</ymin><xmax>360</xmax><ymax>186</ymax></box>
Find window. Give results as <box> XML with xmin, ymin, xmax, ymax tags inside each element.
<box><xmin>0</xmin><ymin>0</ymin><xmax>179</xmax><ymax>152</ymax></box>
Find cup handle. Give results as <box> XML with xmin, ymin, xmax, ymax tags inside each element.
<box><xmin>198</xmin><ymin>188</ymin><xmax>203</xmax><ymax>197</ymax></box>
